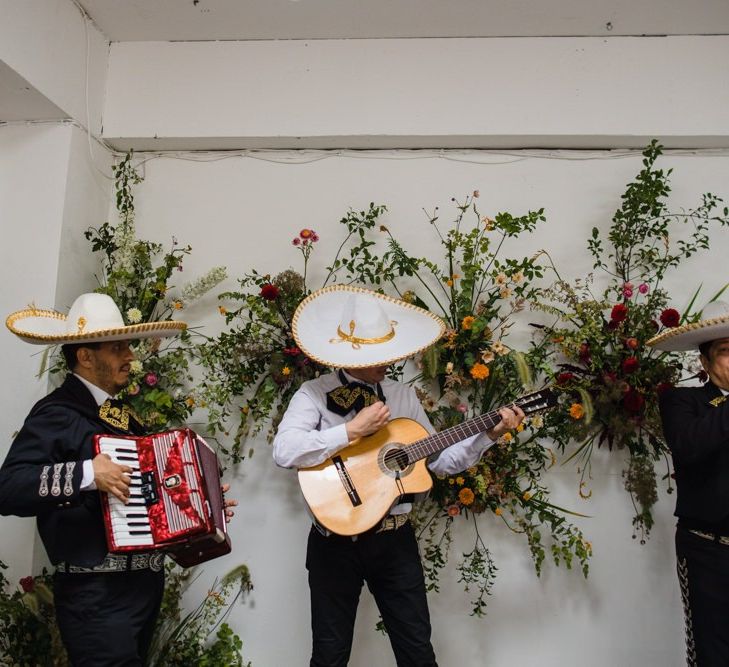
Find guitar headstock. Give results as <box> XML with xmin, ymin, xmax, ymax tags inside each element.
<box><xmin>512</xmin><ymin>388</ymin><xmax>558</xmax><ymax>415</ymax></box>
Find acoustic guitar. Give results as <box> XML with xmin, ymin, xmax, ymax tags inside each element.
<box><xmin>298</xmin><ymin>389</ymin><xmax>557</xmax><ymax>536</ymax></box>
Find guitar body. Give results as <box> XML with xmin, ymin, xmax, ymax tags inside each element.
<box><xmin>298</xmin><ymin>418</ymin><xmax>433</xmax><ymax>536</ymax></box>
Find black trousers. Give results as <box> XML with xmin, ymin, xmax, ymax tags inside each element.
<box><xmin>306</xmin><ymin>521</ymin><xmax>438</xmax><ymax>667</ymax></box>
<box><xmin>54</xmin><ymin>568</ymin><xmax>165</xmax><ymax>667</ymax></box>
<box><xmin>676</xmin><ymin>526</ymin><xmax>729</xmax><ymax>666</ymax></box>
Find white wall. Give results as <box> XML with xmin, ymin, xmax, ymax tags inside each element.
<box><xmin>0</xmin><ymin>121</ymin><xmax>112</xmax><ymax>580</ymax></box>
<box><xmin>0</xmin><ymin>0</ymin><xmax>108</xmax><ymax>134</ymax></box>
<box><xmin>123</xmin><ymin>148</ymin><xmax>729</xmax><ymax>666</ymax></box>
<box><xmin>104</xmin><ymin>36</ymin><xmax>729</xmax><ymax>150</ymax></box>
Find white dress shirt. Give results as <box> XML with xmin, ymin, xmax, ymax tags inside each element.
<box><xmin>273</xmin><ymin>370</ymin><xmax>494</xmax><ymax>514</ymax></box>
<box><xmin>74</xmin><ymin>373</ymin><xmax>113</xmax><ymax>491</ymax></box>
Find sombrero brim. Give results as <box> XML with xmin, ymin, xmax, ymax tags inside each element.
<box><xmin>6</xmin><ymin>308</ymin><xmax>186</xmax><ymax>345</ymax></box>
<box><xmin>647</xmin><ymin>315</ymin><xmax>729</xmax><ymax>351</ymax></box>
<box><xmin>292</xmin><ymin>285</ymin><xmax>445</xmax><ymax>369</ymax></box>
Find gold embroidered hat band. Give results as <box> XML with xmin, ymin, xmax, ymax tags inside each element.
<box><xmin>647</xmin><ymin>301</ymin><xmax>729</xmax><ymax>352</ymax></box>
<box><xmin>6</xmin><ymin>293</ymin><xmax>186</xmax><ymax>345</ymax></box>
<box><xmin>292</xmin><ymin>285</ymin><xmax>445</xmax><ymax>369</ymax></box>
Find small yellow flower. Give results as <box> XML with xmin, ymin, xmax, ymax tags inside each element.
<box><xmin>456</xmin><ymin>476</ymin><xmax>465</xmax><ymax>486</ymax></box>
<box><xmin>470</xmin><ymin>363</ymin><xmax>490</xmax><ymax>380</ymax></box>
<box><xmin>461</xmin><ymin>316</ymin><xmax>475</xmax><ymax>330</ymax></box>
<box><xmin>445</xmin><ymin>361</ymin><xmax>454</xmax><ymax>374</ymax></box>
<box><xmin>218</xmin><ymin>306</ymin><xmax>227</xmax><ymax>315</ymax></box>
<box><xmin>459</xmin><ymin>488</ymin><xmax>475</xmax><ymax>506</ymax></box>
<box><xmin>241</xmin><ymin>405</ymin><xmax>250</xmax><ymax>414</ymax></box>
<box><xmin>467</xmin><ymin>466</ymin><xmax>477</xmax><ymax>475</ymax></box>
<box><xmin>569</xmin><ymin>403</ymin><xmax>585</xmax><ymax>420</ymax></box>
<box><xmin>482</xmin><ymin>217</ymin><xmax>495</xmax><ymax>230</ymax></box>
<box><xmin>500</xmin><ymin>432</ymin><xmax>513</xmax><ymax>443</ymax></box>
<box><xmin>281</xmin><ymin>366</ymin><xmax>291</xmax><ymax>376</ymax></box>
<box><xmin>451</xmin><ymin>273</ymin><xmax>460</xmax><ymax>280</ymax></box>
<box><xmin>523</xmin><ymin>491</ymin><xmax>532</xmax><ymax>501</ymax></box>
<box><xmin>401</xmin><ymin>290</ymin><xmax>416</xmax><ymax>304</ymax></box>
<box><xmin>516</xmin><ymin>423</ymin><xmax>525</xmax><ymax>433</ymax></box>
<box><xmin>448</xmin><ymin>478</ymin><xmax>455</xmax><ymax>485</ymax></box>
<box><xmin>173</xmin><ymin>301</ymin><xmax>183</xmax><ymax>310</ymax></box>
<box><xmin>185</xmin><ymin>397</ymin><xmax>196</xmax><ymax>408</ymax></box>
<box><xmin>494</xmin><ymin>507</ymin><xmax>503</xmax><ymax>516</ymax></box>
<box><xmin>446</xmin><ymin>279</ymin><xmax>454</xmax><ymax>287</ymax></box>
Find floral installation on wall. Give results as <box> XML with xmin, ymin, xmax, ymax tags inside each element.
<box><xmin>61</xmin><ymin>152</ymin><xmax>228</xmax><ymax>429</ymax></box>
<box><xmin>199</xmin><ymin>193</ymin><xmax>592</xmax><ymax>615</ymax></box>
<box><xmin>0</xmin><ymin>561</ymin><xmax>68</xmax><ymax>666</ymax></box>
<box><xmin>0</xmin><ymin>559</ymin><xmax>253</xmax><ymax>666</ymax></box>
<box><xmin>534</xmin><ymin>141</ymin><xmax>729</xmax><ymax>541</ymax></box>
<box><xmin>372</xmin><ymin>194</ymin><xmax>591</xmax><ymax>615</ymax></box>
<box><xmin>148</xmin><ymin>563</ymin><xmax>252</xmax><ymax>666</ymax></box>
<box><xmin>197</xmin><ymin>204</ymin><xmax>389</xmax><ymax>463</ymax></box>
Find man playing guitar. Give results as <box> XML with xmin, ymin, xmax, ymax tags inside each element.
<box><xmin>273</xmin><ymin>285</ymin><xmax>524</xmax><ymax>667</ymax></box>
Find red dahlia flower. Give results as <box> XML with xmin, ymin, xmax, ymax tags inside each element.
<box><xmin>260</xmin><ymin>284</ymin><xmax>280</xmax><ymax>301</ymax></box>
<box><xmin>659</xmin><ymin>308</ymin><xmax>680</xmax><ymax>328</ymax></box>
<box><xmin>622</xmin><ymin>357</ymin><xmax>639</xmax><ymax>374</ymax></box>
<box><xmin>610</xmin><ymin>304</ymin><xmax>628</xmax><ymax>322</ymax></box>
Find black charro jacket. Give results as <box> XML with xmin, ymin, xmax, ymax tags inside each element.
<box><xmin>0</xmin><ymin>374</ymin><xmax>145</xmax><ymax>566</ymax></box>
<box><xmin>659</xmin><ymin>381</ymin><xmax>729</xmax><ymax>528</ymax></box>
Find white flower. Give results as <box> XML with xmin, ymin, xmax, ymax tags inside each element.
<box><xmin>173</xmin><ymin>266</ymin><xmax>228</xmax><ymax>307</ymax></box>
<box><xmin>492</xmin><ymin>340</ymin><xmax>509</xmax><ymax>356</ymax></box>
<box><xmin>129</xmin><ymin>360</ymin><xmax>143</xmax><ymax>373</ymax></box>
<box><xmin>495</xmin><ymin>272</ymin><xmax>508</xmax><ymax>285</ymax></box>
<box><xmin>445</xmin><ymin>361</ymin><xmax>454</xmax><ymax>374</ymax></box>
<box><xmin>127</xmin><ymin>307</ymin><xmax>142</xmax><ymax>323</ymax></box>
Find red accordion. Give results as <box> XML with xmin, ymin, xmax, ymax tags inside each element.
<box><xmin>94</xmin><ymin>428</ymin><xmax>231</xmax><ymax>567</ymax></box>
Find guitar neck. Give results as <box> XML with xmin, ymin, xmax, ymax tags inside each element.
<box><xmin>404</xmin><ymin>410</ymin><xmax>502</xmax><ymax>463</ymax></box>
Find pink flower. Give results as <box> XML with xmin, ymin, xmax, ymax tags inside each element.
<box><xmin>623</xmin><ymin>287</ymin><xmax>634</xmax><ymax>299</ymax></box>
<box><xmin>127</xmin><ymin>383</ymin><xmax>140</xmax><ymax>396</ymax></box>
<box><xmin>144</xmin><ymin>373</ymin><xmax>158</xmax><ymax>387</ymax></box>
<box><xmin>19</xmin><ymin>576</ymin><xmax>34</xmax><ymax>593</ymax></box>
<box><xmin>292</xmin><ymin>237</ymin><xmax>301</xmax><ymax>246</ymax></box>
<box><xmin>638</xmin><ymin>283</ymin><xmax>649</xmax><ymax>294</ymax></box>
<box><xmin>457</xmin><ymin>404</ymin><xmax>468</xmax><ymax>414</ymax></box>
<box><xmin>447</xmin><ymin>504</ymin><xmax>461</xmax><ymax>517</ymax></box>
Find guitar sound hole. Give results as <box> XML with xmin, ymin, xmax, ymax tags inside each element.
<box><xmin>383</xmin><ymin>448</ymin><xmax>409</xmax><ymax>472</ymax></box>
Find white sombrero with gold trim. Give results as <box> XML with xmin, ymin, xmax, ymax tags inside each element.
<box><xmin>647</xmin><ymin>301</ymin><xmax>729</xmax><ymax>352</ymax></box>
<box><xmin>292</xmin><ymin>285</ymin><xmax>445</xmax><ymax>369</ymax></box>
<box><xmin>6</xmin><ymin>293</ymin><xmax>186</xmax><ymax>345</ymax></box>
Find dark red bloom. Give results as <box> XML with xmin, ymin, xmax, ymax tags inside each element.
<box><xmin>556</xmin><ymin>372</ymin><xmax>575</xmax><ymax>386</ymax></box>
<box><xmin>610</xmin><ymin>304</ymin><xmax>628</xmax><ymax>323</ymax></box>
<box><xmin>623</xmin><ymin>388</ymin><xmax>645</xmax><ymax>413</ymax></box>
<box><xmin>260</xmin><ymin>284</ymin><xmax>280</xmax><ymax>301</ymax></box>
<box><xmin>283</xmin><ymin>346</ymin><xmax>301</xmax><ymax>356</ymax></box>
<box><xmin>622</xmin><ymin>357</ymin><xmax>639</xmax><ymax>374</ymax></box>
<box><xmin>625</xmin><ymin>337</ymin><xmax>639</xmax><ymax>350</ymax></box>
<box><xmin>656</xmin><ymin>382</ymin><xmax>674</xmax><ymax>395</ymax></box>
<box><xmin>659</xmin><ymin>308</ymin><xmax>680</xmax><ymax>328</ymax></box>
<box><xmin>19</xmin><ymin>576</ymin><xmax>34</xmax><ymax>593</ymax></box>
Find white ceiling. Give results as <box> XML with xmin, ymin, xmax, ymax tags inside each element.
<box><xmin>78</xmin><ymin>0</ymin><xmax>729</xmax><ymax>42</ymax></box>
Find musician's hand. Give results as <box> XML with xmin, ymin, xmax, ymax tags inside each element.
<box><xmin>221</xmin><ymin>483</ymin><xmax>238</xmax><ymax>523</ymax></box>
<box><xmin>92</xmin><ymin>452</ymin><xmax>133</xmax><ymax>504</ymax></box>
<box><xmin>346</xmin><ymin>401</ymin><xmax>391</xmax><ymax>440</ymax></box>
<box><xmin>486</xmin><ymin>405</ymin><xmax>526</xmax><ymax>441</ymax></box>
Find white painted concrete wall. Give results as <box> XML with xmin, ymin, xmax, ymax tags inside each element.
<box><xmin>104</xmin><ymin>36</ymin><xmax>729</xmax><ymax>149</ymax></box>
<box><xmin>123</xmin><ymin>149</ymin><xmax>729</xmax><ymax>666</ymax></box>
<box><xmin>0</xmin><ymin>0</ymin><xmax>108</xmax><ymax>133</ymax></box>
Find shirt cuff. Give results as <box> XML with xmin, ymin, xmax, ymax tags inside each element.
<box><xmin>80</xmin><ymin>459</ymin><xmax>96</xmax><ymax>491</ymax></box>
<box><xmin>322</xmin><ymin>423</ymin><xmax>350</xmax><ymax>456</ymax></box>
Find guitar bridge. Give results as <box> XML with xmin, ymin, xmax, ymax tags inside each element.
<box><xmin>332</xmin><ymin>456</ymin><xmax>361</xmax><ymax>507</ymax></box>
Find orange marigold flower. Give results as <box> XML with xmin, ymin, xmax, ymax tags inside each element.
<box><xmin>173</xmin><ymin>301</ymin><xmax>183</xmax><ymax>310</ymax></box>
<box><xmin>494</xmin><ymin>507</ymin><xmax>503</xmax><ymax>516</ymax></box>
<box><xmin>461</xmin><ymin>316</ymin><xmax>475</xmax><ymax>330</ymax></box>
<box><xmin>470</xmin><ymin>363</ymin><xmax>490</xmax><ymax>380</ymax></box>
<box><xmin>569</xmin><ymin>403</ymin><xmax>585</xmax><ymax>420</ymax></box>
<box><xmin>446</xmin><ymin>279</ymin><xmax>454</xmax><ymax>287</ymax></box>
<box><xmin>522</xmin><ymin>491</ymin><xmax>532</xmax><ymax>501</ymax></box>
<box><xmin>458</xmin><ymin>488</ymin><xmax>475</xmax><ymax>506</ymax></box>
<box><xmin>218</xmin><ymin>306</ymin><xmax>227</xmax><ymax>315</ymax></box>
<box><xmin>281</xmin><ymin>366</ymin><xmax>291</xmax><ymax>376</ymax></box>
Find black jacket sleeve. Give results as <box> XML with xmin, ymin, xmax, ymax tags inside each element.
<box><xmin>0</xmin><ymin>403</ymin><xmax>93</xmax><ymax>517</ymax></box>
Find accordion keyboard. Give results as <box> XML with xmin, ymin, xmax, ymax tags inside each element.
<box><xmin>97</xmin><ymin>437</ymin><xmax>154</xmax><ymax>547</ymax></box>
